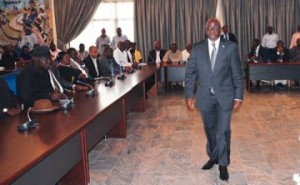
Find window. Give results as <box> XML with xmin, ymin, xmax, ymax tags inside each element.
<box><xmin>70</xmin><ymin>1</ymin><xmax>134</xmax><ymax>50</ymax></box>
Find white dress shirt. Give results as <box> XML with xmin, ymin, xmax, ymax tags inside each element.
<box><xmin>113</xmin><ymin>47</ymin><xmax>131</xmax><ymax>67</ymax></box>
<box><xmin>182</xmin><ymin>49</ymin><xmax>190</xmax><ymax>61</ymax></box>
<box><xmin>91</xmin><ymin>57</ymin><xmax>99</xmax><ymax>76</ymax></box>
<box><xmin>208</xmin><ymin>37</ymin><xmax>220</xmax><ymax>60</ymax></box>
<box><xmin>155</xmin><ymin>51</ymin><xmax>161</xmax><ymax>63</ymax></box>
<box><xmin>261</xmin><ymin>33</ymin><xmax>279</xmax><ymax>48</ymax></box>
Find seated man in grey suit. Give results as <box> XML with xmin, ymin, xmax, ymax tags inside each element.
<box><xmin>185</xmin><ymin>18</ymin><xmax>244</xmax><ymax>181</ymax></box>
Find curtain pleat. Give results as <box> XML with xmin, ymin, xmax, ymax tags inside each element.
<box><xmin>223</xmin><ymin>0</ymin><xmax>300</xmax><ymax>59</ymax></box>
<box><xmin>54</xmin><ymin>0</ymin><xmax>102</xmax><ymax>49</ymax></box>
<box><xmin>134</xmin><ymin>0</ymin><xmax>217</xmax><ymax>59</ymax></box>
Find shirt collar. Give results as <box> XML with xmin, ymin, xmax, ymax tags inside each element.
<box><xmin>208</xmin><ymin>37</ymin><xmax>221</xmax><ymax>48</ymax></box>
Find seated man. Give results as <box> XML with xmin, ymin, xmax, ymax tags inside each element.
<box><xmin>113</xmin><ymin>41</ymin><xmax>132</xmax><ymax>72</ymax></box>
<box><xmin>182</xmin><ymin>43</ymin><xmax>192</xmax><ymax>62</ymax></box>
<box><xmin>83</xmin><ymin>46</ymin><xmax>103</xmax><ymax>79</ymax></box>
<box><xmin>163</xmin><ymin>43</ymin><xmax>182</xmax><ymax>62</ymax></box>
<box><xmin>17</xmin><ymin>46</ymin><xmax>87</xmax><ymax>109</ymax></box>
<box><xmin>275</xmin><ymin>40</ymin><xmax>290</xmax><ymax>62</ymax></box>
<box><xmin>247</xmin><ymin>39</ymin><xmax>267</xmax><ymax>88</ymax></box>
<box><xmin>99</xmin><ymin>46</ymin><xmax>120</xmax><ymax>77</ymax></box>
<box><xmin>163</xmin><ymin>43</ymin><xmax>183</xmax><ymax>89</ymax></box>
<box><xmin>274</xmin><ymin>40</ymin><xmax>290</xmax><ymax>89</ymax></box>
<box><xmin>0</xmin><ymin>44</ymin><xmax>19</xmax><ymax>68</ymax></box>
<box><xmin>0</xmin><ymin>79</ymin><xmax>21</xmax><ymax>118</ymax></box>
<box><xmin>147</xmin><ymin>40</ymin><xmax>166</xmax><ymax>65</ymax></box>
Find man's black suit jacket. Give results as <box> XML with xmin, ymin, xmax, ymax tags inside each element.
<box><xmin>221</xmin><ymin>32</ymin><xmax>238</xmax><ymax>44</ymax></box>
<box><xmin>147</xmin><ymin>49</ymin><xmax>167</xmax><ymax>64</ymax></box>
<box><xmin>248</xmin><ymin>45</ymin><xmax>267</xmax><ymax>61</ymax></box>
<box><xmin>83</xmin><ymin>56</ymin><xmax>103</xmax><ymax>78</ymax></box>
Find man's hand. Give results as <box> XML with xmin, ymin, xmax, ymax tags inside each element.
<box><xmin>50</xmin><ymin>90</ymin><xmax>61</xmax><ymax>101</ymax></box>
<box><xmin>185</xmin><ymin>98</ymin><xmax>195</xmax><ymax>111</ymax></box>
<box><xmin>233</xmin><ymin>100</ymin><xmax>242</xmax><ymax>111</ymax></box>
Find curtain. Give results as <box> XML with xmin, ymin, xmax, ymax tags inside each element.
<box><xmin>54</xmin><ymin>0</ymin><xmax>102</xmax><ymax>49</ymax></box>
<box><xmin>223</xmin><ymin>0</ymin><xmax>300</xmax><ymax>59</ymax></box>
<box><xmin>134</xmin><ymin>0</ymin><xmax>218</xmax><ymax>59</ymax></box>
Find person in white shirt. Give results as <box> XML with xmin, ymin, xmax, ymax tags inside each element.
<box><xmin>113</xmin><ymin>41</ymin><xmax>132</xmax><ymax>71</ymax></box>
<box><xmin>95</xmin><ymin>28</ymin><xmax>110</xmax><ymax>55</ymax></box>
<box><xmin>163</xmin><ymin>43</ymin><xmax>183</xmax><ymax>62</ymax></box>
<box><xmin>289</xmin><ymin>25</ymin><xmax>300</xmax><ymax>49</ymax></box>
<box><xmin>182</xmin><ymin>43</ymin><xmax>192</xmax><ymax>62</ymax></box>
<box><xmin>261</xmin><ymin>26</ymin><xmax>279</xmax><ymax>61</ymax></box>
<box><xmin>78</xmin><ymin>43</ymin><xmax>89</xmax><ymax>62</ymax></box>
<box><xmin>111</xmin><ymin>27</ymin><xmax>128</xmax><ymax>49</ymax></box>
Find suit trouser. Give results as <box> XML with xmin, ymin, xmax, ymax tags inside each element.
<box><xmin>199</xmin><ymin>93</ymin><xmax>232</xmax><ymax>166</ymax></box>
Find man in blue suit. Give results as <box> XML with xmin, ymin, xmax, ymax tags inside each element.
<box><xmin>185</xmin><ymin>18</ymin><xmax>244</xmax><ymax>181</ymax></box>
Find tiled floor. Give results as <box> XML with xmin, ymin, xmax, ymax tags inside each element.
<box><xmin>88</xmin><ymin>87</ymin><xmax>300</xmax><ymax>185</ymax></box>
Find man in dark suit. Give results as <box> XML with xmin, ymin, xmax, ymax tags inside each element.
<box><xmin>83</xmin><ymin>46</ymin><xmax>103</xmax><ymax>79</ymax></box>
<box><xmin>147</xmin><ymin>40</ymin><xmax>166</xmax><ymax>65</ymax></box>
<box><xmin>247</xmin><ymin>38</ymin><xmax>267</xmax><ymax>88</ymax></box>
<box><xmin>221</xmin><ymin>25</ymin><xmax>238</xmax><ymax>44</ymax></box>
<box><xmin>185</xmin><ymin>18</ymin><xmax>244</xmax><ymax>181</ymax></box>
<box><xmin>145</xmin><ymin>40</ymin><xmax>167</xmax><ymax>94</ymax></box>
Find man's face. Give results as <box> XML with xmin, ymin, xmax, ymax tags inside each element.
<box><xmin>171</xmin><ymin>45</ymin><xmax>177</xmax><ymax>53</ymax></box>
<box><xmin>154</xmin><ymin>41</ymin><xmax>161</xmax><ymax>50</ymax></box>
<box><xmin>252</xmin><ymin>40</ymin><xmax>259</xmax><ymax>48</ymax></box>
<box><xmin>106</xmin><ymin>48</ymin><xmax>113</xmax><ymax>58</ymax></box>
<box><xmin>35</xmin><ymin>56</ymin><xmax>52</xmax><ymax>70</ymax></box>
<box><xmin>206</xmin><ymin>20</ymin><xmax>221</xmax><ymax>42</ymax></box>
<box><xmin>117</xmin><ymin>28</ymin><xmax>122</xmax><ymax>36</ymax></box>
<box><xmin>89</xmin><ymin>47</ymin><xmax>98</xmax><ymax>59</ymax></box>
<box><xmin>267</xmin><ymin>27</ymin><xmax>273</xmax><ymax>34</ymax></box>
<box><xmin>101</xmin><ymin>29</ymin><xmax>106</xmax><ymax>35</ymax></box>
<box><xmin>79</xmin><ymin>45</ymin><xmax>84</xmax><ymax>51</ymax></box>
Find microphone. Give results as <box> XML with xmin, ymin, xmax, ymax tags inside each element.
<box><xmin>59</xmin><ymin>91</ymin><xmax>74</xmax><ymax>110</ymax></box>
<box><xmin>93</xmin><ymin>76</ymin><xmax>114</xmax><ymax>87</ymax></box>
<box><xmin>115</xmin><ymin>66</ymin><xmax>126</xmax><ymax>80</ymax></box>
<box><xmin>17</xmin><ymin>107</ymin><xmax>39</xmax><ymax>132</ymax></box>
<box><xmin>148</xmin><ymin>53</ymin><xmax>155</xmax><ymax>65</ymax></box>
<box><xmin>77</xmin><ymin>80</ymin><xmax>97</xmax><ymax>96</ymax></box>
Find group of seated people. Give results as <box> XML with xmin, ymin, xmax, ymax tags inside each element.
<box><xmin>0</xmin><ymin>37</ymin><xmax>193</xmax><ymax>119</ymax></box>
<box><xmin>247</xmin><ymin>38</ymin><xmax>300</xmax><ymax>89</ymax></box>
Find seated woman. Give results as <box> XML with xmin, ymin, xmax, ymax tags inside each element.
<box><xmin>56</xmin><ymin>51</ymin><xmax>87</xmax><ymax>83</ymax></box>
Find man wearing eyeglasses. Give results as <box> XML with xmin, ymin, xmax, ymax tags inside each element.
<box><xmin>185</xmin><ymin>18</ymin><xmax>244</xmax><ymax>181</ymax></box>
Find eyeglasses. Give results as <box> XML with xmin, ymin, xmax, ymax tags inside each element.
<box><xmin>206</xmin><ymin>27</ymin><xmax>220</xmax><ymax>31</ymax></box>
<box><xmin>39</xmin><ymin>57</ymin><xmax>51</xmax><ymax>63</ymax></box>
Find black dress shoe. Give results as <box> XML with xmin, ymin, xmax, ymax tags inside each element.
<box><xmin>201</xmin><ymin>159</ymin><xmax>218</xmax><ymax>170</ymax></box>
<box><xmin>219</xmin><ymin>165</ymin><xmax>229</xmax><ymax>181</ymax></box>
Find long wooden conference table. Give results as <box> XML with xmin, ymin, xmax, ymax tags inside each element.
<box><xmin>245</xmin><ymin>61</ymin><xmax>300</xmax><ymax>92</ymax></box>
<box><xmin>0</xmin><ymin>64</ymin><xmax>159</xmax><ymax>185</ymax></box>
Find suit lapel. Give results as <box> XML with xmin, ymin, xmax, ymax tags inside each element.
<box><xmin>213</xmin><ymin>39</ymin><xmax>226</xmax><ymax>72</ymax></box>
<box><xmin>203</xmin><ymin>39</ymin><xmax>212</xmax><ymax>70</ymax></box>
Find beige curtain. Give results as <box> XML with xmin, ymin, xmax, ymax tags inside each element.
<box><xmin>223</xmin><ymin>0</ymin><xmax>300</xmax><ymax>59</ymax></box>
<box><xmin>134</xmin><ymin>0</ymin><xmax>218</xmax><ymax>59</ymax></box>
<box><xmin>54</xmin><ymin>0</ymin><xmax>102</xmax><ymax>49</ymax></box>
